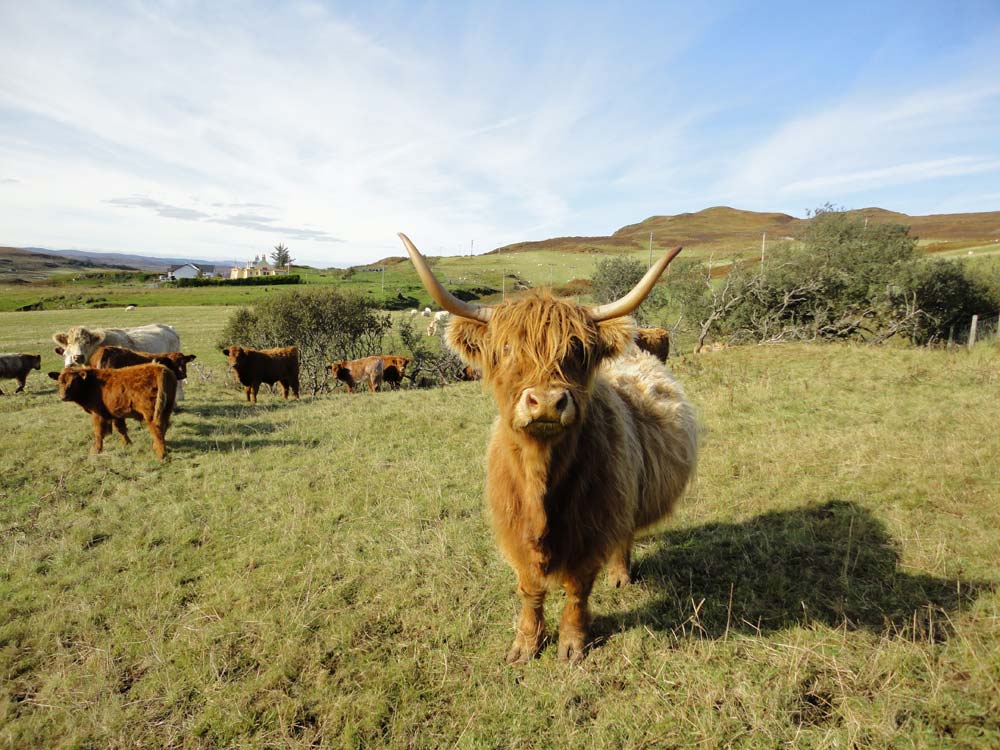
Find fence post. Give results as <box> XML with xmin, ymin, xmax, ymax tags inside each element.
<box><xmin>967</xmin><ymin>314</ymin><xmax>978</xmax><ymax>351</ymax></box>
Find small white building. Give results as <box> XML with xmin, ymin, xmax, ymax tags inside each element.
<box><xmin>164</xmin><ymin>263</ymin><xmax>218</xmax><ymax>281</ymax></box>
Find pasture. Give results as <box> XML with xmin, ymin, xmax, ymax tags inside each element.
<box><xmin>1</xmin><ymin>306</ymin><xmax>999</xmax><ymax>748</ymax></box>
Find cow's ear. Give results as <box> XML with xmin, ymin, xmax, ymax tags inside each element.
<box><xmin>446</xmin><ymin>318</ymin><xmax>488</xmax><ymax>368</ymax></box>
<box><xmin>595</xmin><ymin>317</ymin><xmax>635</xmax><ymax>361</ymax></box>
<box><xmin>53</xmin><ymin>332</ymin><xmax>68</xmax><ymax>346</ymax></box>
<box><xmin>54</xmin><ymin>346</ymin><xmax>65</xmax><ymax>356</ymax></box>
<box><xmin>184</xmin><ymin>354</ymin><xmax>197</xmax><ymax>362</ymax></box>
<box><xmin>48</xmin><ymin>371</ymin><xmax>60</xmax><ymax>380</ymax></box>
<box><xmin>221</xmin><ymin>347</ymin><xmax>230</xmax><ymax>356</ymax></box>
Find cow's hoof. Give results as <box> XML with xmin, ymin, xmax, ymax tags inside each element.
<box><xmin>557</xmin><ymin>633</ymin><xmax>586</xmax><ymax>664</ymax></box>
<box><xmin>505</xmin><ymin>636</ymin><xmax>542</xmax><ymax>666</ymax></box>
<box><xmin>606</xmin><ymin>567</ymin><xmax>631</xmax><ymax>588</ymax></box>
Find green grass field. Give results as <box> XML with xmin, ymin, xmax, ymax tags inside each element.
<box><xmin>1</xmin><ymin>307</ymin><xmax>999</xmax><ymax>748</ymax></box>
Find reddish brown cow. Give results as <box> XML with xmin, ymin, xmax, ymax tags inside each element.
<box><xmin>634</xmin><ymin>326</ymin><xmax>670</xmax><ymax>361</ymax></box>
<box><xmin>0</xmin><ymin>353</ymin><xmax>41</xmax><ymax>394</ymax></box>
<box><xmin>379</xmin><ymin>355</ymin><xmax>410</xmax><ymax>389</ymax></box>
<box><xmin>330</xmin><ymin>356</ymin><xmax>385</xmax><ymax>393</ymax></box>
<box><xmin>48</xmin><ymin>364</ymin><xmax>178</xmax><ymax>460</ymax></box>
<box><xmin>400</xmin><ymin>232</ymin><xmax>698</xmax><ymax>664</ymax></box>
<box><xmin>221</xmin><ymin>345</ymin><xmax>300</xmax><ymax>403</ymax></box>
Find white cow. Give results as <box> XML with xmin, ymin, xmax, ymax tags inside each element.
<box><xmin>52</xmin><ymin>324</ymin><xmax>185</xmax><ymax>398</ymax></box>
<box><xmin>426</xmin><ymin>310</ymin><xmax>451</xmax><ymax>336</ymax></box>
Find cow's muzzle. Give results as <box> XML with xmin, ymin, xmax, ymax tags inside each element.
<box><xmin>515</xmin><ymin>387</ymin><xmax>577</xmax><ymax>437</ymax></box>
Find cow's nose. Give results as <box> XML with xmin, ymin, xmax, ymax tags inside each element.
<box><xmin>523</xmin><ymin>387</ymin><xmax>572</xmax><ymax>421</ymax></box>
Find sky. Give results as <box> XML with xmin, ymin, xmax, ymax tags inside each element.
<box><xmin>1</xmin><ymin>0</ymin><xmax>999</xmax><ymax>267</ymax></box>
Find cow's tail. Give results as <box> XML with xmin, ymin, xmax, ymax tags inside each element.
<box><xmin>154</xmin><ymin>366</ymin><xmax>178</xmax><ymax>427</ymax></box>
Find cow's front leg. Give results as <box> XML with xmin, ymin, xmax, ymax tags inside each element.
<box><xmin>244</xmin><ymin>385</ymin><xmax>253</xmax><ymax>403</ymax></box>
<box><xmin>15</xmin><ymin>376</ymin><xmax>26</xmax><ymax>393</ymax></box>
<box><xmin>92</xmin><ymin>414</ymin><xmax>109</xmax><ymax>453</ymax></box>
<box><xmin>558</xmin><ymin>572</ymin><xmax>596</xmax><ymax>663</ymax></box>
<box><xmin>506</xmin><ymin>573</ymin><xmax>546</xmax><ymax>665</ymax></box>
<box><xmin>606</xmin><ymin>534</ymin><xmax>633</xmax><ymax>588</ymax></box>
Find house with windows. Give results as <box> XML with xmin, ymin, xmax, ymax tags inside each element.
<box><xmin>230</xmin><ymin>255</ymin><xmax>289</xmax><ymax>280</ymax></box>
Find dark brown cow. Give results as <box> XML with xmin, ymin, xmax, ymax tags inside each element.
<box><xmin>379</xmin><ymin>355</ymin><xmax>410</xmax><ymax>389</ymax></box>
<box><xmin>330</xmin><ymin>356</ymin><xmax>385</xmax><ymax>393</ymax></box>
<box><xmin>400</xmin><ymin>232</ymin><xmax>698</xmax><ymax>664</ymax></box>
<box><xmin>634</xmin><ymin>326</ymin><xmax>670</xmax><ymax>361</ymax></box>
<box><xmin>458</xmin><ymin>364</ymin><xmax>482</xmax><ymax>382</ymax></box>
<box><xmin>89</xmin><ymin>346</ymin><xmax>196</xmax><ymax>380</ymax></box>
<box><xmin>48</xmin><ymin>364</ymin><xmax>178</xmax><ymax>460</ymax></box>
<box><xmin>221</xmin><ymin>345</ymin><xmax>300</xmax><ymax>403</ymax></box>
<box><xmin>0</xmin><ymin>353</ymin><xmax>41</xmax><ymax>394</ymax></box>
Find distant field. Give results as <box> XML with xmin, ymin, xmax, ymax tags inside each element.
<box><xmin>2</xmin><ymin>302</ymin><xmax>998</xmax><ymax>747</ymax></box>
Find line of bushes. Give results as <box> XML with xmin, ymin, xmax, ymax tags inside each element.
<box><xmin>175</xmin><ymin>275</ymin><xmax>301</xmax><ymax>288</ymax></box>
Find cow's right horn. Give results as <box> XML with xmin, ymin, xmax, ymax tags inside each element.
<box><xmin>398</xmin><ymin>233</ymin><xmax>493</xmax><ymax>323</ymax></box>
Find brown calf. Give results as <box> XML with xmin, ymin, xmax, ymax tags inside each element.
<box><xmin>0</xmin><ymin>353</ymin><xmax>41</xmax><ymax>394</ymax></box>
<box><xmin>379</xmin><ymin>355</ymin><xmax>410</xmax><ymax>389</ymax></box>
<box><xmin>221</xmin><ymin>345</ymin><xmax>300</xmax><ymax>403</ymax></box>
<box><xmin>330</xmin><ymin>356</ymin><xmax>384</xmax><ymax>393</ymax></box>
<box><xmin>634</xmin><ymin>327</ymin><xmax>670</xmax><ymax>361</ymax></box>
<box><xmin>89</xmin><ymin>345</ymin><xmax>197</xmax><ymax>380</ymax></box>
<box><xmin>48</xmin><ymin>364</ymin><xmax>178</xmax><ymax>459</ymax></box>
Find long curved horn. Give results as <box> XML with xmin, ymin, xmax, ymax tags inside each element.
<box><xmin>590</xmin><ymin>246</ymin><xmax>683</xmax><ymax>322</ymax></box>
<box><xmin>398</xmin><ymin>233</ymin><xmax>493</xmax><ymax>323</ymax></box>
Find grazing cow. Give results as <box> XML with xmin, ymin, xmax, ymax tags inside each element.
<box><xmin>53</xmin><ymin>324</ymin><xmax>180</xmax><ymax>367</ymax></box>
<box><xmin>88</xmin><ymin>345</ymin><xmax>196</xmax><ymax>401</ymax></box>
<box><xmin>0</xmin><ymin>353</ymin><xmax>41</xmax><ymax>395</ymax></box>
<box><xmin>378</xmin><ymin>355</ymin><xmax>410</xmax><ymax>389</ymax></box>
<box><xmin>634</xmin><ymin>326</ymin><xmax>670</xmax><ymax>362</ymax></box>
<box><xmin>427</xmin><ymin>310</ymin><xmax>451</xmax><ymax>336</ymax></box>
<box><xmin>221</xmin><ymin>345</ymin><xmax>300</xmax><ymax>403</ymax></box>
<box><xmin>400</xmin><ymin>233</ymin><xmax>697</xmax><ymax>664</ymax></box>
<box><xmin>330</xmin><ymin>356</ymin><xmax>385</xmax><ymax>393</ymax></box>
<box><xmin>48</xmin><ymin>364</ymin><xmax>177</xmax><ymax>460</ymax></box>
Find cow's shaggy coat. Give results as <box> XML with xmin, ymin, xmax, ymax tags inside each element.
<box><xmin>0</xmin><ymin>353</ymin><xmax>41</xmax><ymax>394</ymax></box>
<box><xmin>331</xmin><ymin>356</ymin><xmax>385</xmax><ymax>393</ymax></box>
<box><xmin>221</xmin><ymin>346</ymin><xmax>300</xmax><ymax>403</ymax></box>
<box><xmin>401</xmin><ymin>233</ymin><xmax>697</xmax><ymax>664</ymax></box>
<box><xmin>48</xmin><ymin>364</ymin><xmax>177</xmax><ymax>460</ymax></box>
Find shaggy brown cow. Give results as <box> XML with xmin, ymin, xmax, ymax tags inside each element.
<box><xmin>634</xmin><ymin>326</ymin><xmax>670</xmax><ymax>361</ymax></box>
<box><xmin>221</xmin><ymin>345</ymin><xmax>300</xmax><ymax>403</ymax></box>
<box><xmin>48</xmin><ymin>364</ymin><xmax>178</xmax><ymax>459</ymax></box>
<box><xmin>0</xmin><ymin>353</ymin><xmax>41</xmax><ymax>394</ymax></box>
<box><xmin>330</xmin><ymin>356</ymin><xmax>385</xmax><ymax>393</ymax></box>
<box><xmin>379</xmin><ymin>355</ymin><xmax>410</xmax><ymax>389</ymax></box>
<box><xmin>400</xmin><ymin>233</ymin><xmax>698</xmax><ymax>664</ymax></box>
<box><xmin>89</xmin><ymin>346</ymin><xmax>196</xmax><ymax>400</ymax></box>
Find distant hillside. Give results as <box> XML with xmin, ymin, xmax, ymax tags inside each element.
<box><xmin>489</xmin><ymin>206</ymin><xmax>1000</xmax><ymax>257</ymax></box>
<box><xmin>26</xmin><ymin>247</ymin><xmax>234</xmax><ymax>272</ymax></box>
<box><xmin>0</xmin><ymin>246</ymin><xmax>142</xmax><ymax>283</ymax></box>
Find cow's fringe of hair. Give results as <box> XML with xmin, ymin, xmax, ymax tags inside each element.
<box><xmin>481</xmin><ymin>292</ymin><xmax>621</xmax><ymax>382</ymax></box>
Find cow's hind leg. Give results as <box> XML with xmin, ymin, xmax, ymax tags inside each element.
<box><xmin>15</xmin><ymin>376</ymin><xmax>26</xmax><ymax>393</ymax></box>
<box><xmin>114</xmin><ymin>418</ymin><xmax>131</xmax><ymax>446</ymax></box>
<box><xmin>278</xmin><ymin>380</ymin><xmax>290</xmax><ymax>399</ymax></box>
<box><xmin>146</xmin><ymin>420</ymin><xmax>167</xmax><ymax>460</ymax></box>
<box><xmin>606</xmin><ymin>535</ymin><xmax>633</xmax><ymax>588</ymax></box>
<box><xmin>558</xmin><ymin>571</ymin><xmax>597</xmax><ymax>663</ymax></box>
<box><xmin>507</xmin><ymin>572</ymin><xmax>547</xmax><ymax>665</ymax></box>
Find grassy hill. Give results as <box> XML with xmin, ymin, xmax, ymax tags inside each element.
<box><xmin>0</xmin><ymin>246</ymin><xmax>141</xmax><ymax>284</ymax></box>
<box><xmin>1</xmin><ymin>306</ymin><xmax>998</xmax><ymax>747</ymax></box>
<box><xmin>492</xmin><ymin>206</ymin><xmax>1000</xmax><ymax>260</ymax></box>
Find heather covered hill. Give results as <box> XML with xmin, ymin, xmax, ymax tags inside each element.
<box><xmin>489</xmin><ymin>206</ymin><xmax>1000</xmax><ymax>258</ymax></box>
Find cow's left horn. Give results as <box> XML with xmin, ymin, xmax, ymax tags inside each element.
<box><xmin>398</xmin><ymin>233</ymin><xmax>493</xmax><ymax>323</ymax></box>
<box><xmin>589</xmin><ymin>246</ymin><xmax>683</xmax><ymax>322</ymax></box>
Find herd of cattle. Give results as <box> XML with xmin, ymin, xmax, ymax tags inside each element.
<box><xmin>3</xmin><ymin>233</ymin><xmax>698</xmax><ymax>665</ymax></box>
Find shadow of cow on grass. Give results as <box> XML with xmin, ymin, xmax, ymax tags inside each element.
<box><xmin>595</xmin><ymin>500</ymin><xmax>991</xmax><ymax>645</ymax></box>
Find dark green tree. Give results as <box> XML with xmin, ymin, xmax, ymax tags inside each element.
<box><xmin>270</xmin><ymin>243</ymin><xmax>294</xmax><ymax>268</ymax></box>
